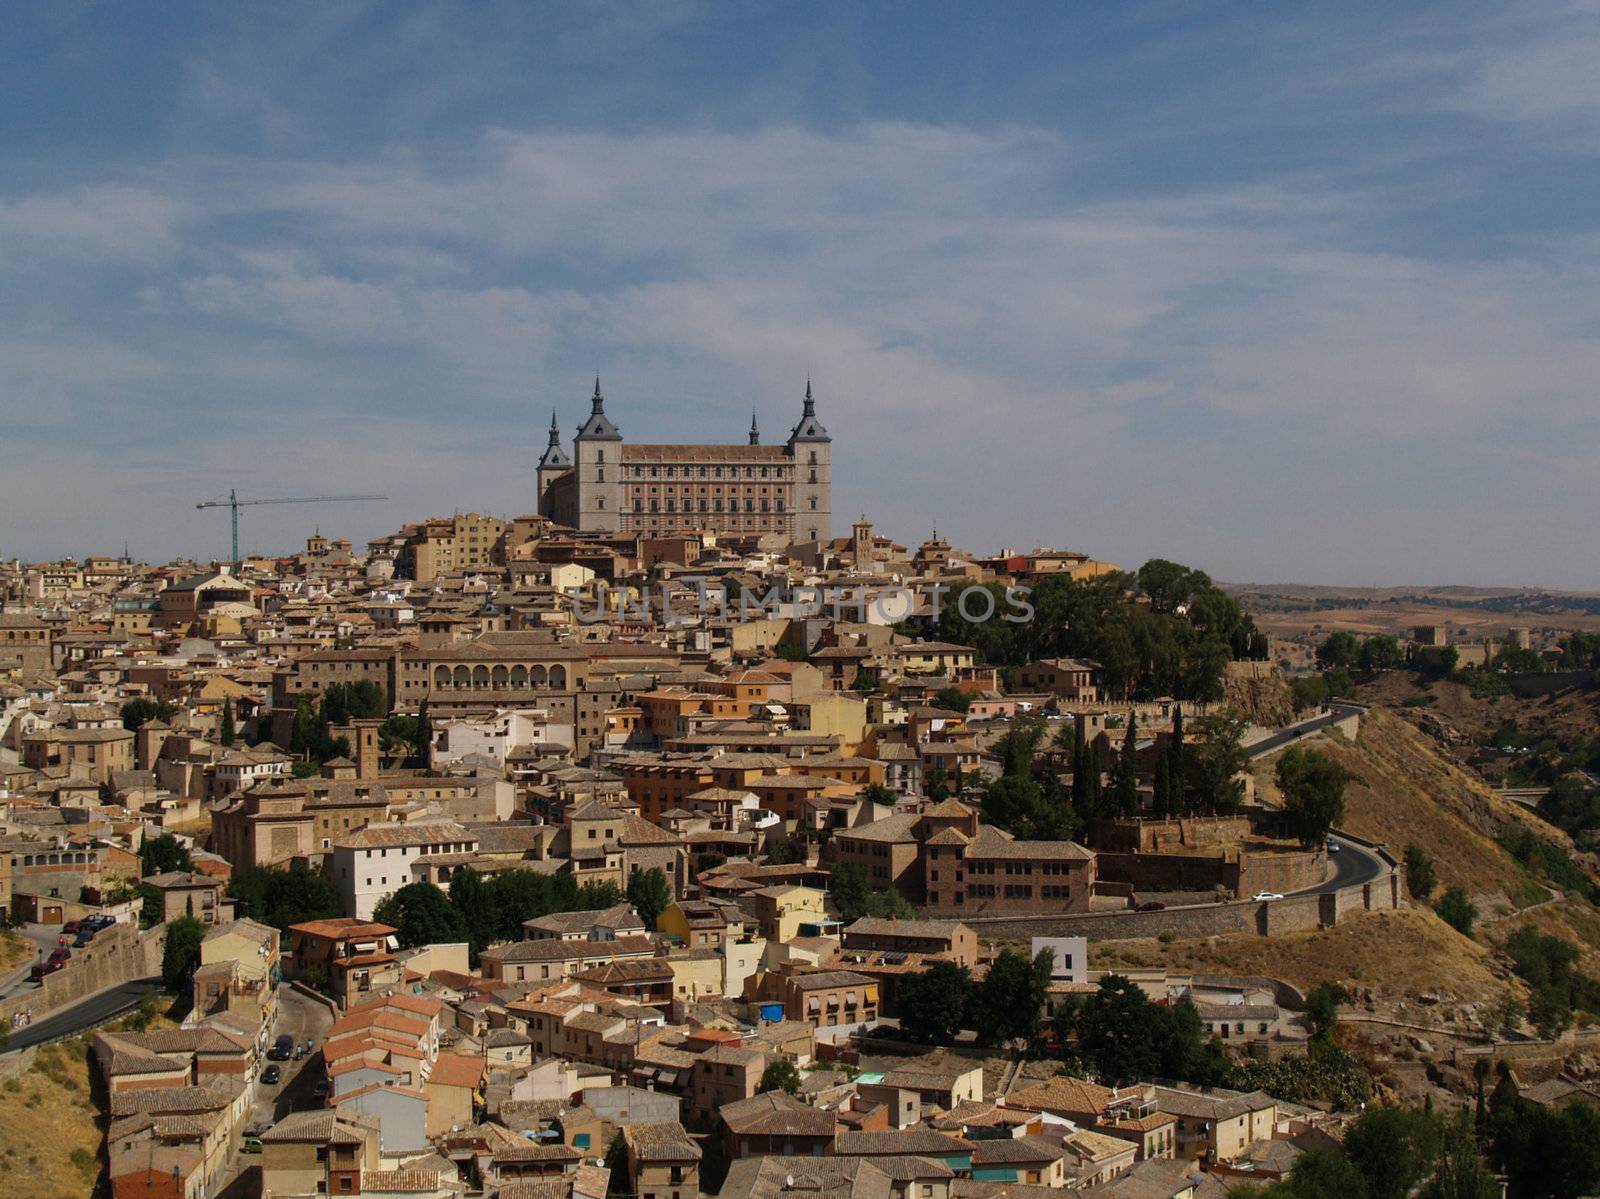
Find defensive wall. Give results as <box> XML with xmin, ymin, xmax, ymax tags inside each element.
<box><xmin>966</xmin><ymin>832</ymin><xmax>1403</xmax><ymax>942</ymax></box>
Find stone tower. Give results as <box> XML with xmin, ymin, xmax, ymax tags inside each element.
<box><xmin>536</xmin><ymin>409</ymin><xmax>571</xmax><ymax>520</ymax></box>
<box><xmin>572</xmin><ymin>378</ymin><xmax>623</xmax><ymax>533</ymax></box>
<box><xmin>787</xmin><ymin>378</ymin><xmax>833</xmax><ymax>545</ymax></box>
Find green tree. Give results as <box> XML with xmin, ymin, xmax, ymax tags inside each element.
<box><xmin>1113</xmin><ymin>712</ymin><xmax>1140</xmax><ymax>817</ymax></box>
<box><xmin>1317</xmin><ymin>631</ymin><xmax>1361</xmax><ymax>670</ymax></box>
<box><xmin>1405</xmin><ymin>844</ymin><xmax>1438</xmax><ymax>902</ymax></box>
<box><xmin>1168</xmin><ymin>705</ymin><xmax>1186</xmax><ymax>810</ymax></box>
<box><xmin>161</xmin><ymin>914</ymin><xmax>206</xmax><ymax>989</ymax></box>
<box><xmin>218</xmin><ymin>697</ymin><xmax>236</xmax><ymax>747</ymax></box>
<box><xmin>227</xmin><ymin>861</ymin><xmax>342</xmax><ymax>931</ymax></box>
<box><xmin>1290</xmin><ymin>675</ymin><xmax>1330</xmax><ymax>714</ymax></box>
<box><xmin>603</xmin><ymin>1131</ymin><xmax>630</xmax><ymax>1197</ymax></box>
<box><xmin>449</xmin><ymin>868</ymin><xmax>495</xmax><ymax>963</ymax></box>
<box><xmin>1285</xmin><ymin>1149</ymin><xmax>1369</xmax><ymax>1199</ymax></box>
<box><xmin>1357</xmin><ymin>635</ymin><xmax>1404</xmax><ymax>673</ymax></box>
<box><xmin>415</xmin><ymin>697</ymin><xmax>433</xmax><ymax>761</ymax></box>
<box><xmin>897</xmin><ymin>961</ymin><xmax>970</xmax><ymax>1043</ymax></box>
<box><xmin>1489</xmin><ymin>1087</ymin><xmax>1600</xmax><ymax>1198</ymax></box>
<box><xmin>1152</xmin><ymin>752</ymin><xmax>1173</xmax><ymax>819</ymax></box>
<box><xmin>1190</xmin><ymin>714</ymin><xmax>1249</xmax><ymax>814</ymax></box>
<box><xmin>1074</xmin><ymin>973</ymin><xmax>1162</xmax><ymax>1082</ymax></box>
<box><xmin>933</xmin><ymin>687</ymin><xmax>972</xmax><ymax>713</ymax></box>
<box><xmin>765</xmin><ymin>835</ymin><xmax>806</xmax><ymax>866</ymax></box>
<box><xmin>1434</xmin><ymin>887</ymin><xmax>1477</xmax><ymax>937</ymax></box>
<box><xmin>973</xmin><ymin>947</ymin><xmax>1052</xmax><ymax>1048</ymax></box>
<box><xmin>1343</xmin><ymin>1106</ymin><xmax>1442</xmax><ymax>1199</ymax></box>
<box><xmin>1276</xmin><ymin>747</ymin><xmax>1358</xmax><ymax>847</ymax></box>
<box><xmin>140</xmin><ymin>833</ymin><xmax>193</xmax><ymax>877</ymax></box>
<box><xmin>121</xmin><ymin>697</ymin><xmax>177</xmax><ymax>731</ymax></box>
<box><xmin>374</xmin><ymin>882</ymin><xmax>469</xmax><ymax>948</ymax></box>
<box><xmin>1303</xmin><ymin>982</ymin><xmax>1351</xmax><ymax>1043</ymax></box>
<box><xmin>758</xmin><ymin>1059</ymin><xmax>802</xmax><ymax>1095</ymax></box>
<box><xmin>1420</xmin><ymin>1112</ymin><xmax>1498</xmax><ymax>1199</ymax></box>
<box><xmin>627</xmin><ymin>868</ymin><xmax>673</xmax><ymax>930</ymax></box>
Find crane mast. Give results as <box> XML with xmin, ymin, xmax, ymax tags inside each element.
<box><xmin>195</xmin><ymin>489</ymin><xmax>386</xmax><ymax>573</ymax></box>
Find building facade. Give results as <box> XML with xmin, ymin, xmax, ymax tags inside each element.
<box><xmin>538</xmin><ymin>379</ymin><xmax>833</xmax><ymax>544</ymax></box>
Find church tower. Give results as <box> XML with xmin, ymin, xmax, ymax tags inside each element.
<box><xmin>572</xmin><ymin>377</ymin><xmax>623</xmax><ymax>532</ymax></box>
<box><xmin>786</xmin><ymin>378</ymin><xmax>833</xmax><ymax>545</ymax></box>
<box><xmin>536</xmin><ymin>409</ymin><xmax>572</xmax><ymax>520</ymax></box>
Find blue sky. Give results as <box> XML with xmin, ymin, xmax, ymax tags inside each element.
<box><xmin>4</xmin><ymin>1</ymin><xmax>1600</xmax><ymax>586</ymax></box>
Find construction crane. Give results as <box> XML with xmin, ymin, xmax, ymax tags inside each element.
<box><xmin>195</xmin><ymin>489</ymin><xmax>387</xmax><ymax>572</ymax></box>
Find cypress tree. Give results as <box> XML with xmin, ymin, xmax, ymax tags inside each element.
<box><xmin>1115</xmin><ymin>713</ymin><xmax>1139</xmax><ymax>817</ymax></box>
<box><xmin>1153</xmin><ymin>751</ymin><xmax>1171</xmax><ymax>818</ymax></box>
<box><xmin>1168</xmin><ymin>705</ymin><xmax>1186</xmax><ymax>814</ymax></box>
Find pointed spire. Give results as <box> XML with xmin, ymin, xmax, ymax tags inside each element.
<box><xmin>749</xmin><ymin>409</ymin><xmax>760</xmax><ymax>446</ymax></box>
<box><xmin>548</xmin><ymin>409</ymin><xmax>561</xmax><ymax>447</ymax></box>
<box><xmin>803</xmin><ymin>376</ymin><xmax>815</xmax><ymax>415</ymax></box>
<box><xmin>591</xmin><ymin>377</ymin><xmax>605</xmax><ymax>413</ymax></box>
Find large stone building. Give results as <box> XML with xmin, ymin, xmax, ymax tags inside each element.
<box><xmin>537</xmin><ymin>379</ymin><xmax>833</xmax><ymax>544</ymax></box>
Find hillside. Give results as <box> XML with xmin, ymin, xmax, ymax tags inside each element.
<box><xmin>0</xmin><ymin>1037</ymin><xmax>104</xmax><ymax>1199</ymax></box>
<box><xmin>1314</xmin><ymin>706</ymin><xmax>1549</xmax><ymax>905</ymax></box>
<box><xmin>1096</xmin><ymin>907</ymin><xmax>1519</xmax><ymax>1012</ymax></box>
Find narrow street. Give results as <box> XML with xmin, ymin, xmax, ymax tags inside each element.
<box><xmin>216</xmin><ymin>983</ymin><xmax>334</xmax><ymax>1199</ymax></box>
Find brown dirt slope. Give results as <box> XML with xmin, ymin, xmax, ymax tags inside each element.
<box><xmin>0</xmin><ymin>1037</ymin><xmax>104</xmax><ymax>1199</ymax></box>
<box><xmin>1315</xmin><ymin>707</ymin><xmax>1549</xmax><ymax>904</ymax></box>
<box><xmin>1094</xmin><ymin>907</ymin><xmax>1517</xmax><ymax>1008</ymax></box>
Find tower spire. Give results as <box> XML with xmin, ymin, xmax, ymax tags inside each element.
<box><xmin>548</xmin><ymin>409</ymin><xmax>561</xmax><ymax>447</ymax></box>
<box><xmin>591</xmin><ymin>377</ymin><xmax>604</xmax><ymax>412</ymax></box>
<box><xmin>749</xmin><ymin>409</ymin><xmax>760</xmax><ymax>445</ymax></box>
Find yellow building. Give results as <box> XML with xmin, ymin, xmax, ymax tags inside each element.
<box><xmin>746</xmin><ymin>884</ymin><xmax>828</xmax><ymax>943</ymax></box>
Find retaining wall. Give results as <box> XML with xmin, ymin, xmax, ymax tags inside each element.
<box><xmin>0</xmin><ymin>922</ymin><xmax>165</xmax><ymax>1031</ymax></box>
<box><xmin>966</xmin><ymin>838</ymin><xmax>1403</xmax><ymax>943</ymax></box>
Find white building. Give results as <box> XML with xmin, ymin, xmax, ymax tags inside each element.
<box><xmin>430</xmin><ymin>707</ymin><xmax>567</xmax><ymax>770</ymax></box>
<box><xmin>332</xmin><ymin>820</ymin><xmax>480</xmax><ymax>919</ymax></box>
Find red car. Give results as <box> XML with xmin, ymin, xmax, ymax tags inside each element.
<box><xmin>62</xmin><ymin>920</ymin><xmax>81</xmax><ymax>935</ymax></box>
<box><xmin>30</xmin><ymin>959</ymin><xmax>64</xmax><ymax>982</ymax></box>
<box><xmin>48</xmin><ymin>948</ymin><xmax>71</xmax><ymax>965</ymax></box>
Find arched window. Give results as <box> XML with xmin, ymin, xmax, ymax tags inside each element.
<box><xmin>472</xmin><ymin>665</ymin><xmax>490</xmax><ymax>689</ymax></box>
<box><xmin>549</xmin><ymin>665</ymin><xmax>567</xmax><ymax>689</ymax></box>
<box><xmin>453</xmin><ymin>666</ymin><xmax>470</xmax><ymax>688</ymax></box>
<box><xmin>531</xmin><ymin>664</ymin><xmax>548</xmax><ymax>687</ymax></box>
<box><xmin>433</xmin><ymin>666</ymin><xmax>449</xmax><ymax>688</ymax></box>
<box><xmin>510</xmin><ymin>665</ymin><xmax>527</xmax><ymax>687</ymax></box>
<box><xmin>492</xmin><ymin>665</ymin><xmax>509</xmax><ymax>687</ymax></box>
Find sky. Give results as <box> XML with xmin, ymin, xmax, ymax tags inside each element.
<box><xmin>3</xmin><ymin>2</ymin><xmax>1600</xmax><ymax>588</ymax></box>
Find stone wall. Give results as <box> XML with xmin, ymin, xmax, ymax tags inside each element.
<box><xmin>965</xmin><ymin>840</ymin><xmax>1403</xmax><ymax>943</ymax></box>
<box><xmin>0</xmin><ymin>922</ymin><xmax>165</xmax><ymax>1032</ymax></box>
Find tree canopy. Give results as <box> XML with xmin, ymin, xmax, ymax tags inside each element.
<box><xmin>161</xmin><ymin>915</ymin><xmax>206</xmax><ymax>990</ymax></box>
<box><xmin>933</xmin><ymin>561</ymin><xmax>1264</xmax><ymax>703</ymax></box>
<box><xmin>973</xmin><ymin>947</ymin><xmax>1052</xmax><ymax>1047</ymax></box>
<box><xmin>140</xmin><ymin>833</ymin><xmax>192</xmax><ymax>877</ymax></box>
<box><xmin>897</xmin><ymin>961</ymin><xmax>971</xmax><ymax>1044</ymax></box>
<box><xmin>227</xmin><ymin>861</ymin><xmax>343</xmax><ymax>932</ymax></box>
<box><xmin>627</xmin><ymin>868</ymin><xmax>673</xmax><ymax>931</ymax></box>
<box><xmin>374</xmin><ymin>882</ymin><xmax>469</xmax><ymax>948</ymax></box>
<box><xmin>1276</xmin><ymin>747</ymin><xmax>1358</xmax><ymax>846</ymax></box>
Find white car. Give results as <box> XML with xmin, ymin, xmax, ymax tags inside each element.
<box><xmin>1251</xmin><ymin>891</ymin><xmax>1284</xmax><ymax>902</ymax></box>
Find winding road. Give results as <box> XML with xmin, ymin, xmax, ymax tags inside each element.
<box><xmin>5</xmin><ymin>977</ymin><xmax>162</xmax><ymax>1051</ymax></box>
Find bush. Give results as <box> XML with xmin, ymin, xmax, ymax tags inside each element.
<box><xmin>1405</xmin><ymin>844</ymin><xmax>1437</xmax><ymax>902</ymax></box>
<box><xmin>1435</xmin><ymin>887</ymin><xmax>1478</xmax><ymax>937</ymax></box>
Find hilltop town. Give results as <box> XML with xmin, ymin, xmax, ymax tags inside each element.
<box><xmin>2</xmin><ymin>394</ymin><xmax>1599</xmax><ymax>1199</ymax></box>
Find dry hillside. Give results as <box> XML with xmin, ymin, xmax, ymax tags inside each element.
<box><xmin>0</xmin><ymin>1037</ymin><xmax>104</xmax><ymax>1199</ymax></box>
<box><xmin>1313</xmin><ymin>707</ymin><xmax>1558</xmax><ymax>906</ymax></box>
<box><xmin>1094</xmin><ymin>907</ymin><xmax>1520</xmax><ymax>1011</ymax></box>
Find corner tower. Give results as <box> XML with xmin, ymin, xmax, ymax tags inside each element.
<box><xmin>573</xmin><ymin>377</ymin><xmax>624</xmax><ymax>532</ymax></box>
<box><xmin>786</xmin><ymin>378</ymin><xmax>832</xmax><ymax>545</ymax></box>
<box><xmin>536</xmin><ymin>409</ymin><xmax>572</xmax><ymax>520</ymax></box>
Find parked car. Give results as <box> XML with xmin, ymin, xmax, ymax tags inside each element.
<box><xmin>30</xmin><ymin>961</ymin><xmax>62</xmax><ymax>982</ymax></box>
<box><xmin>61</xmin><ymin>920</ymin><xmax>81</xmax><ymax>935</ymax></box>
<box><xmin>1251</xmin><ymin>891</ymin><xmax>1285</xmax><ymax>902</ymax></box>
<box><xmin>72</xmin><ymin>933</ymin><xmax>93</xmax><ymax>948</ymax></box>
<box><xmin>83</xmin><ymin>915</ymin><xmax>115</xmax><ymax>930</ymax></box>
<box><xmin>262</xmin><ymin>1065</ymin><xmax>281</xmax><ymax>1085</ymax></box>
<box><xmin>240</xmin><ymin>1136</ymin><xmax>263</xmax><ymax>1154</ymax></box>
<box><xmin>267</xmin><ymin>1033</ymin><xmax>294</xmax><ymax>1061</ymax></box>
<box><xmin>48</xmin><ymin>947</ymin><xmax>71</xmax><ymax>964</ymax></box>
<box><xmin>1326</xmin><ymin>839</ymin><xmax>1341</xmax><ymax>853</ymax></box>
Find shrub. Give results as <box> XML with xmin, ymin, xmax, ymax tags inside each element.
<box><xmin>1435</xmin><ymin>886</ymin><xmax>1478</xmax><ymax>937</ymax></box>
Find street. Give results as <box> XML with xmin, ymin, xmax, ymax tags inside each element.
<box><xmin>215</xmin><ymin>983</ymin><xmax>333</xmax><ymax>1199</ymax></box>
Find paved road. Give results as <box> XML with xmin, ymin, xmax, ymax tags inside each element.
<box><xmin>1294</xmin><ymin>833</ymin><xmax>1386</xmax><ymax>896</ymax></box>
<box><xmin>5</xmin><ymin>977</ymin><xmax>162</xmax><ymax>1050</ymax></box>
<box><xmin>1246</xmin><ymin>704</ymin><xmax>1366</xmax><ymax>760</ymax></box>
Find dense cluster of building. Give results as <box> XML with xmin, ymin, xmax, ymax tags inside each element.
<box><xmin>0</xmin><ymin>404</ymin><xmax>1349</xmax><ymax>1198</ymax></box>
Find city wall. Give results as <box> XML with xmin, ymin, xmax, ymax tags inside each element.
<box><xmin>967</xmin><ymin>835</ymin><xmax>1403</xmax><ymax>943</ymax></box>
<box><xmin>0</xmin><ymin>922</ymin><xmax>165</xmax><ymax>1033</ymax></box>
